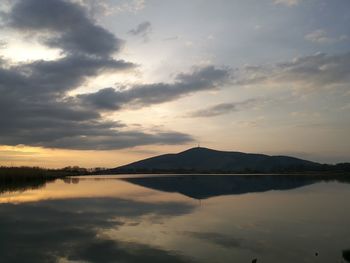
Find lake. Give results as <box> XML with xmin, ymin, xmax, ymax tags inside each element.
<box><xmin>0</xmin><ymin>174</ymin><xmax>350</xmax><ymax>263</ymax></box>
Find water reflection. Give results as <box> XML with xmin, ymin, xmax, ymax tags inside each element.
<box><xmin>62</xmin><ymin>177</ymin><xmax>80</xmax><ymax>184</ymax></box>
<box><xmin>0</xmin><ymin>197</ymin><xmax>195</xmax><ymax>263</ymax></box>
<box><xmin>123</xmin><ymin>174</ymin><xmax>319</xmax><ymax>199</ymax></box>
<box><xmin>0</xmin><ymin>177</ymin><xmax>55</xmax><ymax>195</ymax></box>
<box><xmin>0</xmin><ymin>175</ymin><xmax>350</xmax><ymax>262</ymax></box>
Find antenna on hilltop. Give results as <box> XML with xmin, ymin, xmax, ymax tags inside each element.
<box><xmin>197</xmin><ymin>142</ymin><xmax>200</xmax><ymax>148</ymax></box>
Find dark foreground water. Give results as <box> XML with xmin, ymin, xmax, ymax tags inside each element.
<box><xmin>1</xmin><ymin>174</ymin><xmax>350</xmax><ymax>263</ymax></box>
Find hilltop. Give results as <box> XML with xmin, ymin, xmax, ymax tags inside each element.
<box><xmin>107</xmin><ymin>147</ymin><xmax>327</xmax><ymax>174</ymax></box>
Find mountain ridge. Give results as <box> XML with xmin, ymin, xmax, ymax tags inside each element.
<box><xmin>108</xmin><ymin>147</ymin><xmax>324</xmax><ymax>174</ymax></box>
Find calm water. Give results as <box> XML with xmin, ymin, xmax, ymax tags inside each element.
<box><xmin>1</xmin><ymin>175</ymin><xmax>350</xmax><ymax>263</ymax></box>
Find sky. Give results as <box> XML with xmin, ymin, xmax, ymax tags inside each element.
<box><xmin>0</xmin><ymin>0</ymin><xmax>349</xmax><ymax>168</ymax></box>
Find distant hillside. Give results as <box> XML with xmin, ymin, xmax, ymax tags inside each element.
<box><xmin>108</xmin><ymin>147</ymin><xmax>326</xmax><ymax>174</ymax></box>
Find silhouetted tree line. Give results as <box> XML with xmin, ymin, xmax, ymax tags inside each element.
<box><xmin>0</xmin><ymin>166</ymin><xmax>92</xmax><ymax>183</ymax></box>
<box><xmin>0</xmin><ymin>166</ymin><xmax>107</xmax><ymax>194</ymax></box>
<box><xmin>0</xmin><ymin>166</ymin><xmax>108</xmax><ymax>181</ymax></box>
<box><xmin>0</xmin><ymin>166</ymin><xmax>62</xmax><ymax>194</ymax></box>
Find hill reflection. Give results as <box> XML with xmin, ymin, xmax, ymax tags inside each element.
<box><xmin>122</xmin><ymin>174</ymin><xmax>349</xmax><ymax>199</ymax></box>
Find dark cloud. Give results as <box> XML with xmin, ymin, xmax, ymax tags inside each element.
<box><xmin>0</xmin><ymin>82</ymin><xmax>193</xmax><ymax>149</ymax></box>
<box><xmin>0</xmin><ymin>55</ymin><xmax>193</xmax><ymax>149</ymax></box>
<box><xmin>188</xmin><ymin>103</ymin><xmax>237</xmax><ymax>118</ymax></box>
<box><xmin>31</xmin><ymin>131</ymin><xmax>192</xmax><ymax>150</ymax></box>
<box><xmin>0</xmin><ymin>53</ymin><xmax>193</xmax><ymax>150</ymax></box>
<box><xmin>0</xmin><ymin>0</ymin><xmax>197</xmax><ymax>150</ymax></box>
<box><xmin>0</xmin><ymin>0</ymin><xmax>234</xmax><ymax>151</ymax></box>
<box><xmin>129</xmin><ymin>21</ymin><xmax>152</xmax><ymax>35</ymax></box>
<box><xmin>6</xmin><ymin>0</ymin><xmax>122</xmax><ymax>56</ymax></box>
<box><xmin>236</xmin><ymin>52</ymin><xmax>350</xmax><ymax>90</ymax></box>
<box><xmin>187</xmin><ymin>99</ymin><xmax>259</xmax><ymax>118</ymax></box>
<box><xmin>128</xmin><ymin>21</ymin><xmax>152</xmax><ymax>41</ymax></box>
<box><xmin>79</xmin><ymin>65</ymin><xmax>231</xmax><ymax>110</ymax></box>
<box><xmin>3</xmin><ymin>55</ymin><xmax>133</xmax><ymax>96</ymax></box>
<box><xmin>0</xmin><ymin>54</ymin><xmax>181</xmax><ymax>150</ymax></box>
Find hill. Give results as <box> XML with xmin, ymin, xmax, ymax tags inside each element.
<box><xmin>108</xmin><ymin>147</ymin><xmax>324</xmax><ymax>174</ymax></box>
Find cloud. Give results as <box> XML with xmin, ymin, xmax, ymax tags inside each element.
<box><xmin>75</xmin><ymin>0</ymin><xmax>146</xmax><ymax>17</ymax></box>
<box><xmin>78</xmin><ymin>65</ymin><xmax>231</xmax><ymax>110</ymax></box>
<box><xmin>35</xmin><ymin>131</ymin><xmax>192</xmax><ymax>151</ymax></box>
<box><xmin>0</xmin><ymin>0</ymin><xmax>195</xmax><ymax>150</ymax></box>
<box><xmin>235</xmin><ymin>52</ymin><xmax>350</xmax><ymax>92</ymax></box>
<box><xmin>115</xmin><ymin>0</ymin><xmax>146</xmax><ymax>13</ymax></box>
<box><xmin>108</xmin><ymin>0</ymin><xmax>146</xmax><ymax>14</ymax></box>
<box><xmin>273</xmin><ymin>0</ymin><xmax>302</xmax><ymax>6</ymax></box>
<box><xmin>0</xmin><ymin>67</ymin><xmax>193</xmax><ymax>150</ymax></box>
<box><xmin>305</xmin><ymin>29</ymin><xmax>348</xmax><ymax>44</ymax></box>
<box><xmin>0</xmin><ymin>40</ymin><xmax>7</xmax><ymax>49</ymax></box>
<box><xmin>0</xmin><ymin>54</ymin><xmax>164</xmax><ymax>150</ymax></box>
<box><xmin>6</xmin><ymin>55</ymin><xmax>134</xmax><ymax>96</ymax></box>
<box><xmin>5</xmin><ymin>0</ymin><xmax>123</xmax><ymax>57</ymax></box>
<box><xmin>186</xmin><ymin>99</ymin><xmax>259</xmax><ymax>118</ymax></box>
<box><xmin>0</xmin><ymin>55</ymin><xmax>192</xmax><ymax>150</ymax></box>
<box><xmin>128</xmin><ymin>21</ymin><xmax>152</xmax><ymax>41</ymax></box>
